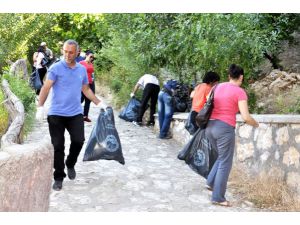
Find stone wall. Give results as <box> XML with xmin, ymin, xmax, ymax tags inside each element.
<box><xmin>155</xmin><ymin>113</ymin><xmax>300</xmax><ymax>197</ymax></box>
<box><xmin>0</xmin><ymin>141</ymin><xmax>53</xmax><ymax>211</ymax></box>
<box><xmin>0</xmin><ymin>77</ymin><xmax>53</xmax><ymax>211</ymax></box>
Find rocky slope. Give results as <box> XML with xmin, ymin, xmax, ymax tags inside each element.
<box><xmin>250</xmin><ymin>70</ymin><xmax>300</xmax><ymax>114</ymax></box>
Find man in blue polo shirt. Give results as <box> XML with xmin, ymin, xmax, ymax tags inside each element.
<box><xmin>36</xmin><ymin>39</ymin><xmax>102</xmax><ymax>191</ymax></box>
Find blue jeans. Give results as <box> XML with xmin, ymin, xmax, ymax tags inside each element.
<box><xmin>205</xmin><ymin>120</ymin><xmax>235</xmax><ymax>202</ymax></box>
<box><xmin>158</xmin><ymin>91</ymin><xmax>174</xmax><ymax>138</ymax></box>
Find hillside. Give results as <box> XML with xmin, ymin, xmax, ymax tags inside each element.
<box><xmin>250</xmin><ymin>70</ymin><xmax>300</xmax><ymax>114</ymax></box>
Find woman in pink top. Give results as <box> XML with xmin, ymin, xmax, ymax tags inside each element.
<box><xmin>205</xmin><ymin>64</ymin><xmax>259</xmax><ymax>207</ymax></box>
<box><xmin>79</xmin><ymin>50</ymin><xmax>95</xmax><ymax>122</ymax></box>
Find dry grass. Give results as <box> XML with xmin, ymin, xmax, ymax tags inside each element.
<box><xmin>229</xmin><ymin>166</ymin><xmax>300</xmax><ymax>211</ymax></box>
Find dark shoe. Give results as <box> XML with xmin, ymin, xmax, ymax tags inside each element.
<box><xmin>146</xmin><ymin>121</ymin><xmax>155</xmax><ymax>127</ymax></box>
<box><xmin>158</xmin><ymin>134</ymin><xmax>172</xmax><ymax>139</ymax></box>
<box><xmin>67</xmin><ymin>167</ymin><xmax>76</xmax><ymax>180</ymax></box>
<box><xmin>132</xmin><ymin>121</ymin><xmax>142</xmax><ymax>126</ymax></box>
<box><xmin>52</xmin><ymin>180</ymin><xmax>63</xmax><ymax>191</ymax></box>
<box><xmin>83</xmin><ymin>116</ymin><xmax>91</xmax><ymax>122</ymax></box>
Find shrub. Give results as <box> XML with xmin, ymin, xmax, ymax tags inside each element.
<box><xmin>97</xmin><ymin>64</ymin><xmax>146</xmax><ymax>108</ymax></box>
<box><xmin>273</xmin><ymin>88</ymin><xmax>300</xmax><ymax>114</ymax></box>
<box><xmin>1</xmin><ymin>73</ymin><xmax>36</xmax><ymax>136</ymax></box>
<box><xmin>0</xmin><ymin>89</ymin><xmax>9</xmax><ymax>137</ymax></box>
<box><xmin>246</xmin><ymin>88</ymin><xmax>264</xmax><ymax>114</ymax></box>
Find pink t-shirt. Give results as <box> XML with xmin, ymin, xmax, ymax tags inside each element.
<box><xmin>210</xmin><ymin>82</ymin><xmax>248</xmax><ymax>127</ymax></box>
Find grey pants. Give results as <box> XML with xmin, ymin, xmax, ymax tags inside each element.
<box><xmin>205</xmin><ymin>119</ymin><xmax>235</xmax><ymax>202</ymax></box>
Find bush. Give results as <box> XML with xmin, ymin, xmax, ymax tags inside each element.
<box><xmin>0</xmin><ymin>89</ymin><xmax>9</xmax><ymax>137</ymax></box>
<box><xmin>97</xmin><ymin>63</ymin><xmax>146</xmax><ymax>108</ymax></box>
<box><xmin>2</xmin><ymin>73</ymin><xmax>36</xmax><ymax>136</ymax></box>
<box><xmin>246</xmin><ymin>88</ymin><xmax>264</xmax><ymax>114</ymax></box>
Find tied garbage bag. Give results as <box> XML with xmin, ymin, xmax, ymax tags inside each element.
<box><xmin>119</xmin><ymin>97</ymin><xmax>141</xmax><ymax>122</ymax></box>
<box><xmin>178</xmin><ymin>128</ymin><xmax>217</xmax><ymax>178</ymax></box>
<box><xmin>83</xmin><ymin>107</ymin><xmax>125</xmax><ymax>165</ymax></box>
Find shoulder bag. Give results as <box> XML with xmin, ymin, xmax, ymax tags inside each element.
<box><xmin>195</xmin><ymin>84</ymin><xmax>218</xmax><ymax>129</ymax></box>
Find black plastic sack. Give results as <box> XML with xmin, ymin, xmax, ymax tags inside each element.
<box><xmin>83</xmin><ymin>107</ymin><xmax>125</xmax><ymax>165</ymax></box>
<box><xmin>119</xmin><ymin>97</ymin><xmax>141</xmax><ymax>122</ymax></box>
<box><xmin>184</xmin><ymin>111</ymin><xmax>198</xmax><ymax>135</ymax></box>
<box><xmin>29</xmin><ymin>70</ymin><xmax>42</xmax><ymax>91</ymax></box>
<box><xmin>178</xmin><ymin>128</ymin><xmax>217</xmax><ymax>178</ymax></box>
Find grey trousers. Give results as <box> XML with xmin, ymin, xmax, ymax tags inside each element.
<box><xmin>205</xmin><ymin>119</ymin><xmax>235</xmax><ymax>202</ymax></box>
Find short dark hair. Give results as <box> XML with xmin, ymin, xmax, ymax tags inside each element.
<box><xmin>202</xmin><ymin>71</ymin><xmax>220</xmax><ymax>84</ymax></box>
<box><xmin>85</xmin><ymin>50</ymin><xmax>94</xmax><ymax>56</ymax></box>
<box><xmin>228</xmin><ymin>64</ymin><xmax>244</xmax><ymax>79</ymax></box>
<box><xmin>37</xmin><ymin>46</ymin><xmax>45</xmax><ymax>53</ymax></box>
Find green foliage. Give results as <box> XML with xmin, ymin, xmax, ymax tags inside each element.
<box><xmin>3</xmin><ymin>74</ymin><xmax>36</xmax><ymax>112</ymax></box>
<box><xmin>2</xmin><ymin>73</ymin><xmax>36</xmax><ymax>135</ymax></box>
<box><xmin>0</xmin><ymin>13</ymin><xmax>299</xmax><ymax>111</ymax></box>
<box><xmin>246</xmin><ymin>88</ymin><xmax>264</xmax><ymax>114</ymax></box>
<box><xmin>274</xmin><ymin>92</ymin><xmax>300</xmax><ymax>114</ymax></box>
<box><xmin>0</xmin><ymin>89</ymin><xmax>9</xmax><ymax>137</ymax></box>
<box><xmin>0</xmin><ymin>13</ymin><xmax>109</xmax><ymax>74</ymax></box>
<box><xmin>289</xmin><ymin>98</ymin><xmax>300</xmax><ymax>114</ymax></box>
<box><xmin>99</xmin><ymin>13</ymin><xmax>300</xmax><ymax>107</ymax></box>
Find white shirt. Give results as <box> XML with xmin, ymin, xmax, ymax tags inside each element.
<box><xmin>36</xmin><ymin>52</ymin><xmax>45</xmax><ymax>69</ymax></box>
<box><xmin>137</xmin><ymin>74</ymin><xmax>159</xmax><ymax>89</ymax></box>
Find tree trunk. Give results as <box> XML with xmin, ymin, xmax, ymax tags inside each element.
<box><xmin>263</xmin><ymin>52</ymin><xmax>283</xmax><ymax>70</ymax></box>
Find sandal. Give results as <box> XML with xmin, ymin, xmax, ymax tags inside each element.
<box><xmin>205</xmin><ymin>185</ymin><xmax>213</xmax><ymax>191</ymax></box>
<box><xmin>212</xmin><ymin>201</ymin><xmax>231</xmax><ymax>207</ymax></box>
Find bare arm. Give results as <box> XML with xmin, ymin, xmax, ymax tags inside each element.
<box><xmin>132</xmin><ymin>83</ymin><xmax>140</xmax><ymax>95</ymax></box>
<box><xmin>190</xmin><ymin>90</ymin><xmax>195</xmax><ymax>98</ymax></box>
<box><xmin>33</xmin><ymin>52</ymin><xmax>38</xmax><ymax>63</ymax></box>
<box><xmin>82</xmin><ymin>84</ymin><xmax>101</xmax><ymax>105</ymax></box>
<box><xmin>38</xmin><ymin>79</ymin><xmax>54</xmax><ymax>107</ymax></box>
<box><xmin>238</xmin><ymin>100</ymin><xmax>259</xmax><ymax>128</ymax></box>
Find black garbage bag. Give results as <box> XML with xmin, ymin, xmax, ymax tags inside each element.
<box><xmin>178</xmin><ymin>128</ymin><xmax>217</xmax><ymax>178</ymax></box>
<box><xmin>173</xmin><ymin>83</ymin><xmax>191</xmax><ymax>112</ymax></box>
<box><xmin>29</xmin><ymin>70</ymin><xmax>42</xmax><ymax>91</ymax></box>
<box><xmin>184</xmin><ymin>111</ymin><xmax>198</xmax><ymax>135</ymax></box>
<box><xmin>119</xmin><ymin>97</ymin><xmax>141</xmax><ymax>122</ymax></box>
<box><xmin>83</xmin><ymin>107</ymin><xmax>125</xmax><ymax>165</ymax></box>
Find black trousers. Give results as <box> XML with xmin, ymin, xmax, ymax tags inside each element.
<box><xmin>81</xmin><ymin>82</ymin><xmax>95</xmax><ymax>117</ymax></box>
<box><xmin>137</xmin><ymin>83</ymin><xmax>160</xmax><ymax>123</ymax></box>
<box><xmin>47</xmin><ymin>114</ymin><xmax>85</xmax><ymax>181</ymax></box>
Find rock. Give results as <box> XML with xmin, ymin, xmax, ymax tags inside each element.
<box><xmin>250</xmin><ymin>70</ymin><xmax>300</xmax><ymax>113</ymax></box>
<box><xmin>283</xmin><ymin>147</ymin><xmax>300</xmax><ymax>168</ymax></box>
<box><xmin>276</xmin><ymin>127</ymin><xmax>289</xmax><ymax>145</ymax></box>
<box><xmin>236</xmin><ymin>142</ymin><xmax>255</xmax><ymax>161</ymax></box>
